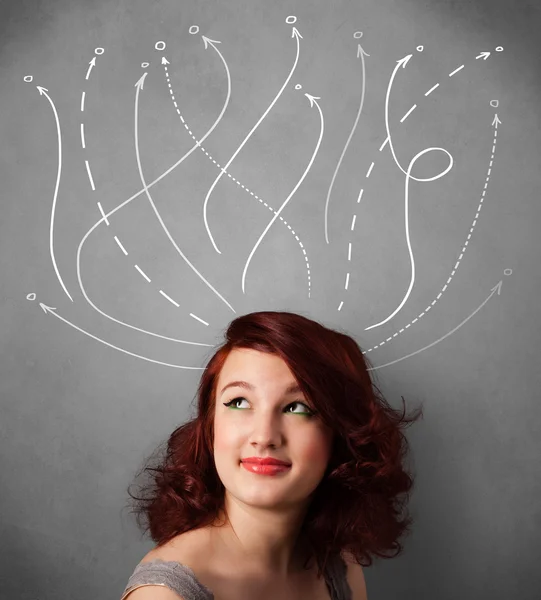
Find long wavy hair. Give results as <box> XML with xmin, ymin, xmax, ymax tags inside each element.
<box><xmin>125</xmin><ymin>310</ymin><xmax>423</xmax><ymax>578</ymax></box>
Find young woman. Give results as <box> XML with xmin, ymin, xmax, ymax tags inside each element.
<box><xmin>120</xmin><ymin>311</ymin><xmax>423</xmax><ymax>599</ymax></box>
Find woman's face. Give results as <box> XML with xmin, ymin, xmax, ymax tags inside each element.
<box><xmin>212</xmin><ymin>348</ymin><xmax>334</xmax><ymax>512</ymax></box>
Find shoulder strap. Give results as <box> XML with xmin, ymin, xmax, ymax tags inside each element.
<box><xmin>120</xmin><ymin>559</ymin><xmax>214</xmax><ymax>600</ymax></box>
<box><xmin>324</xmin><ymin>553</ymin><xmax>353</xmax><ymax>600</ymax></box>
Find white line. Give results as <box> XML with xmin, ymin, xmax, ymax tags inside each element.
<box><xmin>85</xmin><ymin>160</ymin><xmax>95</xmax><ymax>190</ymax></box>
<box><xmin>80</xmin><ymin>91</ymin><xmax>86</xmax><ymax>111</ymax></box>
<box><xmin>425</xmin><ymin>83</ymin><xmax>440</xmax><ymax>96</ymax></box>
<box><xmin>379</xmin><ymin>137</ymin><xmax>389</xmax><ymax>152</ymax></box>
<box><xmin>39</xmin><ymin>87</ymin><xmax>72</xmax><ymax>302</ymax></box>
<box><xmin>159</xmin><ymin>290</ymin><xmax>179</xmax><ymax>307</ymax></box>
<box><xmin>351</xmin><ymin>214</ymin><xmax>356</xmax><ymax>231</ymax></box>
<box><xmin>42</xmin><ymin>305</ymin><xmax>203</xmax><ymax>370</ymax></box>
<box><xmin>80</xmin><ymin>123</ymin><xmax>86</xmax><ymax>148</ymax></box>
<box><xmin>97</xmin><ymin>202</ymin><xmax>109</xmax><ymax>225</ymax></box>
<box><xmin>114</xmin><ymin>236</ymin><xmax>128</xmax><ymax>255</ymax></box>
<box><xmin>400</xmin><ymin>104</ymin><xmax>417</xmax><ymax>123</ymax></box>
<box><xmin>190</xmin><ymin>313</ymin><xmax>209</xmax><ymax>326</ymax></box>
<box><xmin>204</xmin><ymin>31</ymin><xmax>302</xmax><ymax>254</ymax></box>
<box><xmin>348</xmin><ymin>242</ymin><xmax>352</xmax><ymax>261</ymax></box>
<box><xmin>366</xmin><ymin>161</ymin><xmax>374</xmax><ymax>178</ymax></box>
<box><xmin>135</xmin><ymin>264</ymin><xmax>151</xmax><ymax>282</ymax></box>
<box><xmin>357</xmin><ymin>188</ymin><xmax>364</xmax><ymax>203</ymax></box>
<box><xmin>449</xmin><ymin>64</ymin><xmax>464</xmax><ymax>77</ymax></box>
<box><xmin>324</xmin><ymin>43</ymin><xmax>368</xmax><ymax>244</ymax></box>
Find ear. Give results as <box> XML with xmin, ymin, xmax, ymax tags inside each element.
<box><xmin>341</xmin><ymin>551</ymin><xmax>368</xmax><ymax>600</ymax></box>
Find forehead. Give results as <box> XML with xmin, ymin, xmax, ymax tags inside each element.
<box><xmin>217</xmin><ymin>348</ymin><xmax>295</xmax><ymax>383</ymax></box>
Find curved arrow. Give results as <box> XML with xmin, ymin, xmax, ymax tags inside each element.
<box><xmin>37</xmin><ymin>86</ymin><xmax>73</xmax><ymax>302</ymax></box>
<box><xmin>324</xmin><ymin>43</ymin><xmax>369</xmax><ymax>245</ymax></box>
<box><xmin>241</xmin><ymin>93</ymin><xmax>324</xmax><ymax>294</ymax></box>
<box><xmin>77</xmin><ymin>43</ymin><xmax>236</xmax><ymax>343</ymax></box>
<box><xmin>384</xmin><ymin>54</ymin><xmax>453</xmax><ymax>183</ymax></box>
<box><xmin>203</xmin><ymin>26</ymin><xmax>303</xmax><ymax>254</ymax></box>
<box><xmin>40</xmin><ymin>303</ymin><xmax>210</xmax><ymax>369</ymax></box>
<box><xmin>364</xmin><ymin>146</ymin><xmax>453</xmax><ymax>331</ymax></box>
<box><xmin>368</xmin><ymin>280</ymin><xmax>503</xmax><ymax>370</ymax></box>
<box><xmin>134</xmin><ymin>73</ymin><xmax>234</xmax><ymax>311</ymax></box>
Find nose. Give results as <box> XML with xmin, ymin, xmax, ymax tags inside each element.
<box><xmin>247</xmin><ymin>410</ymin><xmax>285</xmax><ymax>448</ymax></box>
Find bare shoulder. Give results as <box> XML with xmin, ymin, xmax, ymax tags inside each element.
<box><xmin>340</xmin><ymin>551</ymin><xmax>368</xmax><ymax>600</ymax></box>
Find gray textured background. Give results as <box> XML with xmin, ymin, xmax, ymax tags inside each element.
<box><xmin>1</xmin><ymin>0</ymin><xmax>540</xmax><ymax>598</ymax></box>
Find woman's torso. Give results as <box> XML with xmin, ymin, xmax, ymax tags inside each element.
<box><xmin>137</xmin><ymin>526</ymin><xmax>343</xmax><ymax>600</ymax></box>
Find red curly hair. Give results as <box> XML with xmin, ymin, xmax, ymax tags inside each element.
<box><xmin>126</xmin><ymin>310</ymin><xmax>423</xmax><ymax>579</ymax></box>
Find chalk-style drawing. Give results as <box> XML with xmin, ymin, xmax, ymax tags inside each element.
<box><xmin>384</xmin><ymin>53</ymin><xmax>453</xmax><ymax>182</ymax></box>
<box><xmin>76</xmin><ymin>35</ymin><xmax>237</xmax><ymax>344</ymax></box>
<box><xmin>203</xmin><ymin>25</ymin><xmax>304</xmax><ymax>254</ymax></box>
<box><xmin>36</xmin><ymin>85</ymin><xmax>73</xmax><ymax>302</ymax></box>
<box><xmin>241</xmin><ymin>93</ymin><xmax>324</xmax><ymax>294</ymax></box>
<box><xmin>339</xmin><ymin>47</ymin><xmax>499</xmax><ymax>333</ymax></box>
<box><xmin>449</xmin><ymin>64</ymin><xmax>464</xmax><ymax>77</ymax></box>
<box><xmin>368</xmin><ymin>279</ymin><xmax>504</xmax><ymax>370</ymax></box>
<box><xmin>324</xmin><ymin>39</ymin><xmax>369</xmax><ymax>245</ymax></box>
<box><xmin>39</xmin><ymin>303</ymin><xmax>211</xmax><ymax>369</ymax></box>
<box><xmin>137</xmin><ymin>71</ymin><xmax>235</xmax><ymax>312</ymax></box>
<box><xmin>362</xmin><ymin>110</ymin><xmax>502</xmax><ymax>346</ymax></box>
<box><xmin>162</xmin><ymin>56</ymin><xmax>313</xmax><ymax>298</ymax></box>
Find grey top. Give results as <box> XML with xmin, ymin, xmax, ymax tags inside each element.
<box><xmin>120</xmin><ymin>553</ymin><xmax>352</xmax><ymax>600</ymax></box>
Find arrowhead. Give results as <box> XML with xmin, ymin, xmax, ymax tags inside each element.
<box><xmin>357</xmin><ymin>44</ymin><xmax>370</xmax><ymax>58</ymax></box>
<box><xmin>202</xmin><ymin>35</ymin><xmax>221</xmax><ymax>49</ymax></box>
<box><xmin>36</xmin><ymin>86</ymin><xmax>48</xmax><ymax>95</ymax></box>
<box><xmin>89</xmin><ymin>57</ymin><xmax>96</xmax><ymax>66</ymax></box>
<box><xmin>492</xmin><ymin>114</ymin><xmax>502</xmax><ymax>126</ymax></box>
<box><xmin>134</xmin><ymin>72</ymin><xmax>148</xmax><ymax>89</ymax></box>
<box><xmin>291</xmin><ymin>26</ymin><xmax>303</xmax><ymax>39</ymax></box>
<box><xmin>40</xmin><ymin>302</ymin><xmax>57</xmax><ymax>313</ymax></box>
<box><xmin>476</xmin><ymin>51</ymin><xmax>491</xmax><ymax>60</ymax></box>
<box><xmin>397</xmin><ymin>54</ymin><xmax>412</xmax><ymax>68</ymax></box>
<box><xmin>304</xmin><ymin>93</ymin><xmax>321</xmax><ymax>108</ymax></box>
<box><xmin>491</xmin><ymin>281</ymin><xmax>503</xmax><ymax>295</ymax></box>
<box><xmin>161</xmin><ymin>57</ymin><xmax>170</xmax><ymax>65</ymax></box>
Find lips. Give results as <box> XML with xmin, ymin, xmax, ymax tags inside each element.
<box><xmin>241</xmin><ymin>457</ymin><xmax>291</xmax><ymax>466</ymax></box>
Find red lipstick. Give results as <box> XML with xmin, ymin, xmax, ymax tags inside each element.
<box><xmin>241</xmin><ymin>457</ymin><xmax>291</xmax><ymax>466</ymax></box>
<box><xmin>240</xmin><ymin>457</ymin><xmax>292</xmax><ymax>476</ymax></box>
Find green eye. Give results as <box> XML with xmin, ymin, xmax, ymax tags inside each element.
<box><xmin>223</xmin><ymin>398</ymin><xmax>316</xmax><ymax>417</ymax></box>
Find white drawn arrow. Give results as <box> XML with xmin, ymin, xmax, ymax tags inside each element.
<box><xmin>37</xmin><ymin>86</ymin><xmax>73</xmax><ymax>302</ymax></box>
<box><xmin>368</xmin><ymin>280</ymin><xmax>504</xmax><ymax>370</ymax></box>
<box><xmin>203</xmin><ymin>26</ymin><xmax>304</xmax><ymax>254</ymax></box>
<box><xmin>364</xmin><ymin>110</ymin><xmax>502</xmax><ymax>342</ymax></box>
<box><xmin>384</xmin><ymin>54</ymin><xmax>453</xmax><ymax>183</ymax></box>
<box><xmin>324</xmin><ymin>43</ymin><xmax>370</xmax><ymax>245</ymax></box>
<box><xmin>39</xmin><ymin>303</ymin><xmax>210</xmax><ymax>369</ymax></box>
<box><xmin>77</xmin><ymin>42</ymin><xmax>237</xmax><ymax>342</ymax></box>
<box><xmin>85</xmin><ymin>57</ymin><xmax>96</xmax><ymax>80</ymax></box>
<box><xmin>476</xmin><ymin>52</ymin><xmax>491</xmax><ymax>60</ymax></box>
<box><xmin>133</xmin><ymin>73</ymin><xmax>233</xmax><ymax>310</ymax></box>
<box><xmin>241</xmin><ymin>93</ymin><xmax>324</xmax><ymax>293</ymax></box>
<box><xmin>364</xmin><ymin>146</ymin><xmax>453</xmax><ymax>331</ymax></box>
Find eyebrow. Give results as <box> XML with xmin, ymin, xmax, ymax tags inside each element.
<box><xmin>219</xmin><ymin>380</ymin><xmax>302</xmax><ymax>397</ymax></box>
